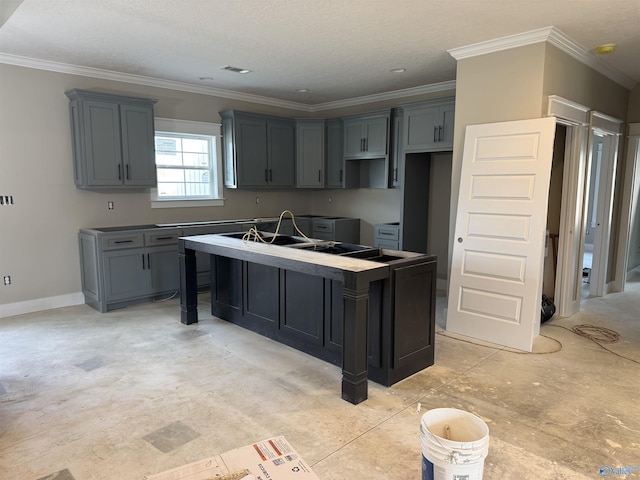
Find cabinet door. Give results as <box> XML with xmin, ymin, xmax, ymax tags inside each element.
<box><xmin>296</xmin><ymin>121</ymin><xmax>324</xmax><ymax>187</ymax></box>
<box><xmin>237</xmin><ymin>117</ymin><xmax>268</xmax><ymax>186</ymax></box>
<box><xmin>404</xmin><ymin>106</ymin><xmax>441</xmax><ymax>152</ymax></box>
<box><xmin>222</xmin><ymin>117</ymin><xmax>237</xmax><ymax>187</ymax></box>
<box><xmin>344</xmin><ymin>120</ymin><xmax>366</xmax><ymax>158</ymax></box>
<box><xmin>267</xmin><ymin>119</ymin><xmax>296</xmax><ymax>186</ymax></box>
<box><xmin>147</xmin><ymin>245</ymin><xmax>180</xmax><ymax>294</ymax></box>
<box><xmin>83</xmin><ymin>100</ymin><xmax>122</xmax><ymax>186</ymax></box>
<box><xmin>391</xmin><ymin>112</ymin><xmax>403</xmax><ymax>188</ymax></box>
<box><xmin>439</xmin><ymin>103</ymin><xmax>455</xmax><ymax>149</ymax></box>
<box><xmin>363</xmin><ymin>116</ymin><xmax>388</xmax><ymax>157</ymax></box>
<box><xmin>103</xmin><ymin>248</ymin><xmax>147</xmax><ymax>301</ymax></box>
<box><xmin>120</xmin><ymin>104</ymin><xmax>157</xmax><ymax>186</ymax></box>
<box><xmin>326</xmin><ymin>119</ymin><xmax>344</xmax><ymax>188</ymax></box>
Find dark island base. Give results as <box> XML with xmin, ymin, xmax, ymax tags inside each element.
<box><xmin>209</xmin><ymin>254</ymin><xmax>436</xmax><ymax>389</ymax></box>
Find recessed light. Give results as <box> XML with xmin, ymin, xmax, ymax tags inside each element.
<box><xmin>296</xmin><ymin>89</ymin><xmax>309</xmax><ymax>93</ymax></box>
<box><xmin>198</xmin><ymin>77</ymin><xmax>214</xmax><ymax>81</ymax></box>
<box><xmin>390</xmin><ymin>68</ymin><xmax>406</xmax><ymax>73</ymax></box>
<box><xmin>220</xmin><ymin>65</ymin><xmax>251</xmax><ymax>74</ymax></box>
<box><xmin>595</xmin><ymin>44</ymin><xmax>616</xmax><ymax>55</ymax></box>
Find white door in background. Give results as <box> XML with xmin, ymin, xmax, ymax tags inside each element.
<box><xmin>447</xmin><ymin>117</ymin><xmax>557</xmax><ymax>352</ymax></box>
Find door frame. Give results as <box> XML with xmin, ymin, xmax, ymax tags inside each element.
<box><xmin>587</xmin><ymin>111</ymin><xmax>624</xmax><ymax>297</ymax></box>
<box><xmin>547</xmin><ymin>96</ymin><xmax>590</xmax><ymax>317</ymax></box>
<box><xmin>613</xmin><ymin>123</ymin><xmax>640</xmax><ymax>291</ymax></box>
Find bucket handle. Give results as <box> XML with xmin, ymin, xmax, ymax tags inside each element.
<box><xmin>422</xmin><ymin>425</ymin><xmax>473</xmax><ymax>465</ymax></box>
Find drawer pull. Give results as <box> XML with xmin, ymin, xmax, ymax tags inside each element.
<box><xmin>156</xmin><ymin>236</ymin><xmax>174</xmax><ymax>241</ymax></box>
<box><xmin>380</xmin><ymin>232</ymin><xmax>395</xmax><ymax>236</ymax></box>
<box><xmin>114</xmin><ymin>239</ymin><xmax>133</xmax><ymax>244</ymax></box>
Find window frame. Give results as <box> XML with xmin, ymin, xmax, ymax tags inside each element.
<box><xmin>151</xmin><ymin>118</ymin><xmax>225</xmax><ymax>208</ymax></box>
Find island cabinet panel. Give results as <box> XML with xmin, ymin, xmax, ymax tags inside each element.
<box><xmin>211</xmin><ymin>256</ymin><xmax>243</xmax><ymax>320</ymax></box>
<box><xmin>282</xmin><ymin>271</ymin><xmax>324</xmax><ymax>344</ymax></box>
<box><xmin>244</xmin><ymin>263</ymin><xmax>280</xmax><ymax>331</ymax></box>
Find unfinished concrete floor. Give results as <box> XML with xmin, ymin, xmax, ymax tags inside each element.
<box><xmin>1</xmin><ymin>272</ymin><xmax>639</xmax><ymax>480</ymax></box>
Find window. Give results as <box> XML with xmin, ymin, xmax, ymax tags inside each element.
<box><xmin>151</xmin><ymin>118</ymin><xmax>224</xmax><ymax>208</ymax></box>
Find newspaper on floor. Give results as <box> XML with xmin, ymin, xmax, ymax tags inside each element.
<box><xmin>145</xmin><ymin>436</ymin><xmax>319</xmax><ymax>480</ymax></box>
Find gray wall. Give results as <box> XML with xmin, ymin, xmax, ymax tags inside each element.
<box><xmin>0</xmin><ymin>63</ymin><xmax>451</xmax><ymax>308</ymax></box>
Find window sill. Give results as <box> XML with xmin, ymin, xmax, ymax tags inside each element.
<box><xmin>151</xmin><ymin>198</ymin><xmax>225</xmax><ymax>209</ymax></box>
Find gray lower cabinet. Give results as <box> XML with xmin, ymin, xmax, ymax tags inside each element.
<box><xmin>310</xmin><ymin>217</ymin><xmax>360</xmax><ymax>243</ymax></box>
<box><xmin>65</xmin><ymin>89</ymin><xmax>157</xmax><ymax>189</ymax></box>
<box><xmin>79</xmin><ymin>228</ymin><xmax>181</xmax><ymax>312</ymax></box>
<box><xmin>374</xmin><ymin>222</ymin><xmax>400</xmax><ymax>249</ymax></box>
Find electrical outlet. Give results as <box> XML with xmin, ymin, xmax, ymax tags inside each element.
<box><xmin>328</xmin><ymin>196</ymin><xmax>332</xmax><ymax>203</ymax></box>
<box><xmin>3</xmin><ymin>276</ymin><xmax>11</xmax><ymax>286</ymax></box>
<box><xmin>108</xmin><ymin>201</ymin><xmax>114</xmax><ymax>210</ymax></box>
<box><xmin>1</xmin><ymin>195</ymin><xmax>14</xmax><ymax>205</ymax></box>
<box><xmin>255</xmin><ymin>197</ymin><xmax>260</xmax><ymax>204</ymax></box>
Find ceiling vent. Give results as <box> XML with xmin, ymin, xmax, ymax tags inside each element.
<box><xmin>220</xmin><ymin>65</ymin><xmax>251</xmax><ymax>74</ymax></box>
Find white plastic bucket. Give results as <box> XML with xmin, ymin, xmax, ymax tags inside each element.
<box><xmin>420</xmin><ymin>408</ymin><xmax>489</xmax><ymax>480</ymax></box>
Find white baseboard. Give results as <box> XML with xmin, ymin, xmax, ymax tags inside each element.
<box><xmin>0</xmin><ymin>292</ymin><xmax>85</xmax><ymax>318</ymax></box>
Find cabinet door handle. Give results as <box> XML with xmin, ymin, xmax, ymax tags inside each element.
<box><xmin>117</xmin><ymin>164</ymin><xmax>121</xmax><ymax>180</ymax></box>
<box><xmin>393</xmin><ymin>167</ymin><xmax>398</xmax><ymax>182</ymax></box>
<box><xmin>318</xmin><ymin>170</ymin><xmax>321</xmax><ymax>182</ymax></box>
<box><xmin>156</xmin><ymin>236</ymin><xmax>174</xmax><ymax>241</ymax></box>
<box><xmin>141</xmin><ymin>254</ymin><xmax>145</xmax><ymax>270</ymax></box>
<box><xmin>114</xmin><ymin>239</ymin><xmax>133</xmax><ymax>244</ymax></box>
<box><xmin>433</xmin><ymin>126</ymin><xmax>438</xmax><ymax>143</ymax></box>
<box><xmin>126</xmin><ymin>164</ymin><xmax>130</xmax><ymax>180</ymax></box>
<box><xmin>264</xmin><ymin>169</ymin><xmax>268</xmax><ymax>182</ymax></box>
<box><xmin>147</xmin><ymin>253</ymin><xmax>150</xmax><ymax>269</ymax></box>
<box><xmin>438</xmin><ymin>125</ymin><xmax>443</xmax><ymax>142</ymax></box>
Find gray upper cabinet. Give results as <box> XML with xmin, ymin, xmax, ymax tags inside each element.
<box><xmin>402</xmin><ymin>97</ymin><xmax>455</xmax><ymax>153</ymax></box>
<box><xmin>391</xmin><ymin>108</ymin><xmax>403</xmax><ymax>188</ymax></box>
<box><xmin>65</xmin><ymin>89</ymin><xmax>157</xmax><ymax>189</ymax></box>
<box><xmin>220</xmin><ymin>110</ymin><xmax>295</xmax><ymax>188</ymax></box>
<box><xmin>343</xmin><ymin>112</ymin><xmax>389</xmax><ymax>159</ymax></box>
<box><xmin>325</xmin><ymin>118</ymin><xmax>344</xmax><ymax>188</ymax></box>
<box><xmin>296</xmin><ymin>119</ymin><xmax>325</xmax><ymax>188</ymax></box>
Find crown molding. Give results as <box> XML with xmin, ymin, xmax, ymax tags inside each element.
<box><xmin>448</xmin><ymin>26</ymin><xmax>636</xmax><ymax>90</ymax></box>
<box><xmin>0</xmin><ymin>53</ymin><xmax>456</xmax><ymax>112</ymax></box>
<box><xmin>0</xmin><ymin>53</ymin><xmax>312</xmax><ymax>111</ymax></box>
<box><xmin>308</xmin><ymin>81</ymin><xmax>457</xmax><ymax>112</ymax></box>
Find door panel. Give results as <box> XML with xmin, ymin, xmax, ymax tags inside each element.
<box><xmin>447</xmin><ymin>117</ymin><xmax>556</xmax><ymax>351</ymax></box>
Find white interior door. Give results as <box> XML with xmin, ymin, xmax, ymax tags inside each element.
<box><xmin>447</xmin><ymin>117</ymin><xmax>557</xmax><ymax>352</ymax></box>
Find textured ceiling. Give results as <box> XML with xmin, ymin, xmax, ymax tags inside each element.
<box><xmin>1</xmin><ymin>0</ymin><xmax>639</xmax><ymax>106</ymax></box>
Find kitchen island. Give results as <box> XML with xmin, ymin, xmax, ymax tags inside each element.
<box><xmin>179</xmin><ymin>233</ymin><xmax>436</xmax><ymax>405</ymax></box>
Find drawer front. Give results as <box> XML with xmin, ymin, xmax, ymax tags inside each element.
<box><xmin>374</xmin><ymin>239</ymin><xmax>400</xmax><ymax>250</ymax></box>
<box><xmin>374</xmin><ymin>224</ymin><xmax>400</xmax><ymax>241</ymax></box>
<box><xmin>312</xmin><ymin>219</ymin><xmax>334</xmax><ymax>233</ymax></box>
<box><xmin>101</xmin><ymin>233</ymin><xmax>144</xmax><ymax>250</ymax></box>
<box><xmin>145</xmin><ymin>229</ymin><xmax>181</xmax><ymax>246</ymax></box>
